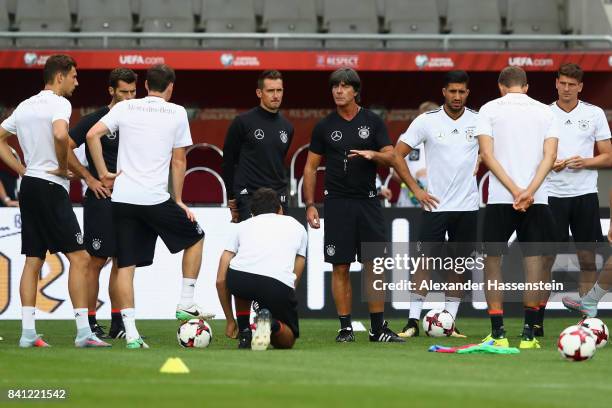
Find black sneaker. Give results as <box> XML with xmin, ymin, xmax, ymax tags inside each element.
<box><xmin>108</xmin><ymin>321</ymin><xmax>126</xmax><ymax>339</ymax></box>
<box><xmin>90</xmin><ymin>324</ymin><xmax>110</xmax><ymax>339</ymax></box>
<box><xmin>369</xmin><ymin>321</ymin><xmax>406</xmax><ymax>343</ymax></box>
<box><xmin>533</xmin><ymin>324</ymin><xmax>544</xmax><ymax>337</ymax></box>
<box><xmin>252</xmin><ymin>301</ymin><xmax>260</xmax><ymax>314</ymax></box>
<box><xmin>335</xmin><ymin>327</ymin><xmax>355</xmax><ymax>342</ymax></box>
<box><xmin>398</xmin><ymin>318</ymin><xmax>419</xmax><ymax>338</ymax></box>
<box><xmin>238</xmin><ymin>329</ymin><xmax>252</xmax><ymax>349</ymax></box>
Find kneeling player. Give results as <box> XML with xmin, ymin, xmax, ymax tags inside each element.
<box><xmin>216</xmin><ymin>188</ymin><xmax>306</xmax><ymax>350</ymax></box>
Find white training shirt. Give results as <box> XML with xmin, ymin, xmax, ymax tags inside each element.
<box><xmin>547</xmin><ymin>101</ymin><xmax>611</xmax><ymax>197</ymax></box>
<box><xmin>100</xmin><ymin>96</ymin><xmax>192</xmax><ymax>205</ymax></box>
<box><xmin>475</xmin><ymin>93</ymin><xmax>559</xmax><ymax>205</ymax></box>
<box><xmin>398</xmin><ymin>107</ymin><xmax>479</xmax><ymax>211</ymax></box>
<box><xmin>1</xmin><ymin>90</ymin><xmax>72</xmax><ymax>191</ymax></box>
<box><xmin>225</xmin><ymin>213</ymin><xmax>308</xmax><ymax>289</ymax></box>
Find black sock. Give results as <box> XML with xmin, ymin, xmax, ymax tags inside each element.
<box><xmin>489</xmin><ymin>314</ymin><xmax>504</xmax><ymax>334</ymax></box>
<box><xmin>339</xmin><ymin>314</ymin><xmax>352</xmax><ymax>330</ymax></box>
<box><xmin>236</xmin><ymin>312</ymin><xmax>250</xmax><ymax>332</ymax></box>
<box><xmin>111</xmin><ymin>311</ymin><xmax>122</xmax><ymax>325</ymax></box>
<box><xmin>88</xmin><ymin>313</ymin><xmax>97</xmax><ymax>326</ymax></box>
<box><xmin>536</xmin><ymin>305</ymin><xmax>546</xmax><ymax>326</ymax></box>
<box><xmin>271</xmin><ymin>319</ymin><xmax>281</xmax><ymax>334</ymax></box>
<box><xmin>370</xmin><ymin>312</ymin><xmax>384</xmax><ymax>333</ymax></box>
<box><xmin>524</xmin><ymin>307</ymin><xmax>538</xmax><ymax>329</ymax></box>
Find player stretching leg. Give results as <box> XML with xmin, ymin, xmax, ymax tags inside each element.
<box><xmin>87</xmin><ymin>65</ymin><xmax>213</xmax><ymax>348</ymax></box>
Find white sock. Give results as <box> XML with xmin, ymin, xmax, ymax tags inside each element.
<box><xmin>409</xmin><ymin>293</ymin><xmax>425</xmax><ymax>320</ymax></box>
<box><xmin>179</xmin><ymin>278</ymin><xmax>197</xmax><ymax>307</ymax></box>
<box><xmin>445</xmin><ymin>297</ymin><xmax>461</xmax><ymax>320</ymax></box>
<box><xmin>74</xmin><ymin>308</ymin><xmax>92</xmax><ymax>338</ymax></box>
<box><xmin>22</xmin><ymin>306</ymin><xmax>36</xmax><ymax>333</ymax></box>
<box><xmin>584</xmin><ymin>283</ymin><xmax>607</xmax><ymax>303</ymax></box>
<box><xmin>121</xmin><ymin>308</ymin><xmax>140</xmax><ymax>341</ymax></box>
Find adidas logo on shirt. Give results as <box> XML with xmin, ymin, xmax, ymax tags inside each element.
<box><xmin>451</xmin><ymin>129</ymin><xmax>459</xmax><ymax>134</ymax></box>
<box><xmin>564</xmin><ymin>119</ymin><xmax>572</xmax><ymax>125</ymax></box>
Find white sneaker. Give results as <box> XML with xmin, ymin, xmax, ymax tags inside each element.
<box><xmin>176</xmin><ymin>304</ymin><xmax>215</xmax><ymax>321</ymax></box>
<box><xmin>251</xmin><ymin>309</ymin><xmax>271</xmax><ymax>351</ymax></box>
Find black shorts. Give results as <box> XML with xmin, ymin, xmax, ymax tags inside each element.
<box><xmin>323</xmin><ymin>198</ymin><xmax>387</xmax><ymax>264</ymax></box>
<box><xmin>417</xmin><ymin>211</ymin><xmax>478</xmax><ymax>257</ymax></box>
<box><xmin>226</xmin><ymin>268</ymin><xmax>299</xmax><ymax>338</ymax></box>
<box><xmin>548</xmin><ymin>193</ymin><xmax>604</xmax><ymax>250</ymax></box>
<box><xmin>112</xmin><ymin>199</ymin><xmax>205</xmax><ymax>268</ymax></box>
<box><xmin>483</xmin><ymin>204</ymin><xmax>555</xmax><ymax>256</ymax></box>
<box><xmin>83</xmin><ymin>190</ymin><xmax>116</xmax><ymax>258</ymax></box>
<box><xmin>235</xmin><ymin>188</ymin><xmax>289</xmax><ymax>222</ymax></box>
<box><xmin>19</xmin><ymin>176</ymin><xmax>84</xmax><ymax>259</ymax></box>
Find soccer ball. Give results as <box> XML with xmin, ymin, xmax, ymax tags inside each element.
<box><xmin>177</xmin><ymin>319</ymin><xmax>212</xmax><ymax>348</ymax></box>
<box><xmin>422</xmin><ymin>309</ymin><xmax>455</xmax><ymax>337</ymax></box>
<box><xmin>557</xmin><ymin>325</ymin><xmax>597</xmax><ymax>362</ymax></box>
<box><xmin>579</xmin><ymin>317</ymin><xmax>608</xmax><ymax>349</ymax></box>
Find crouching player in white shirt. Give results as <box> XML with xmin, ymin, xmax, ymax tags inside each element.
<box><xmin>216</xmin><ymin>188</ymin><xmax>307</xmax><ymax>350</ymax></box>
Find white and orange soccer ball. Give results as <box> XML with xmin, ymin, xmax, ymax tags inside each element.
<box><xmin>579</xmin><ymin>317</ymin><xmax>608</xmax><ymax>349</ymax></box>
<box><xmin>177</xmin><ymin>319</ymin><xmax>212</xmax><ymax>348</ymax></box>
<box><xmin>557</xmin><ymin>325</ymin><xmax>597</xmax><ymax>362</ymax></box>
<box><xmin>422</xmin><ymin>309</ymin><xmax>455</xmax><ymax>337</ymax></box>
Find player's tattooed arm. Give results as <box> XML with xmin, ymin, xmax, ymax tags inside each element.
<box><xmin>67</xmin><ymin>138</ymin><xmax>110</xmax><ymax>198</ymax></box>
<box><xmin>216</xmin><ymin>250</ymin><xmax>238</xmax><ymax>338</ymax></box>
<box><xmin>393</xmin><ymin>141</ymin><xmax>438</xmax><ymax>210</ymax></box>
<box><xmin>87</xmin><ymin>121</ymin><xmax>119</xmax><ymax>188</ymax></box>
<box><xmin>0</xmin><ymin>129</ymin><xmax>25</xmax><ymax>176</ymax></box>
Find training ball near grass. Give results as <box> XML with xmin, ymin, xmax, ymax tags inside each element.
<box><xmin>422</xmin><ymin>309</ymin><xmax>455</xmax><ymax>337</ymax></box>
<box><xmin>579</xmin><ymin>317</ymin><xmax>608</xmax><ymax>349</ymax></box>
<box><xmin>177</xmin><ymin>319</ymin><xmax>212</xmax><ymax>348</ymax></box>
<box><xmin>557</xmin><ymin>325</ymin><xmax>597</xmax><ymax>362</ymax></box>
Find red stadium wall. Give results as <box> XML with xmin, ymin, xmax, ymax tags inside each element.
<box><xmin>2</xmin><ymin>69</ymin><xmax>611</xmax><ymax>163</ymax></box>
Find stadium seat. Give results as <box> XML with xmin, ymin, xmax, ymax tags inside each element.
<box><xmin>139</xmin><ymin>0</ymin><xmax>199</xmax><ymax>49</ymax></box>
<box><xmin>261</xmin><ymin>0</ymin><xmax>321</xmax><ymax>49</ymax></box>
<box><xmin>0</xmin><ymin>0</ymin><xmax>11</xmax><ymax>47</ymax></box>
<box><xmin>75</xmin><ymin>0</ymin><xmax>135</xmax><ymax>48</ymax></box>
<box><xmin>297</xmin><ymin>166</ymin><xmax>325</xmax><ymax>207</ymax></box>
<box><xmin>507</xmin><ymin>0</ymin><xmax>564</xmax><ymax>49</ymax></box>
<box><xmin>322</xmin><ymin>0</ymin><xmax>382</xmax><ymax>49</ymax></box>
<box><xmin>383</xmin><ymin>0</ymin><xmax>441</xmax><ymax>50</ymax></box>
<box><xmin>201</xmin><ymin>0</ymin><xmax>258</xmax><ymax>49</ymax></box>
<box><xmin>183</xmin><ymin>166</ymin><xmax>227</xmax><ymax>206</ymax></box>
<box><xmin>446</xmin><ymin>0</ymin><xmax>503</xmax><ymax>49</ymax></box>
<box><xmin>186</xmin><ymin>143</ymin><xmax>223</xmax><ymax>173</ymax></box>
<box><xmin>14</xmin><ymin>0</ymin><xmax>73</xmax><ymax>48</ymax></box>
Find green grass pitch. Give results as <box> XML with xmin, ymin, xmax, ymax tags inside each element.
<box><xmin>0</xmin><ymin>318</ymin><xmax>610</xmax><ymax>407</ymax></box>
